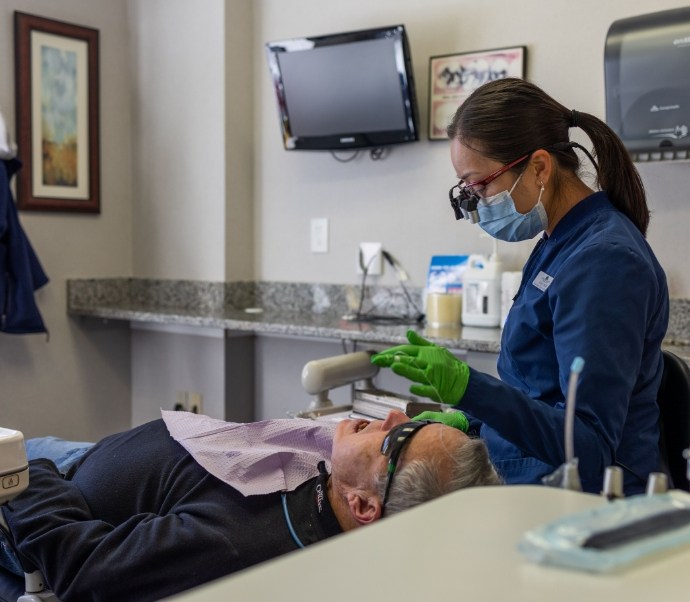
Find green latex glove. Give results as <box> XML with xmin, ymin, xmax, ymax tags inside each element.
<box><xmin>371</xmin><ymin>330</ymin><xmax>470</xmax><ymax>404</ymax></box>
<box><xmin>413</xmin><ymin>410</ymin><xmax>470</xmax><ymax>433</ymax></box>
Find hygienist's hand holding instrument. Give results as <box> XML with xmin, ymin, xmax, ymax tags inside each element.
<box><xmin>372</xmin><ymin>330</ymin><xmax>470</xmax><ymax>405</ymax></box>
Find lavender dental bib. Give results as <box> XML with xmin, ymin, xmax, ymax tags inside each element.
<box><xmin>162</xmin><ymin>410</ymin><xmax>337</xmax><ymax>496</ymax></box>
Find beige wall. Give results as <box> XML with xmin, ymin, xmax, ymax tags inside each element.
<box><xmin>0</xmin><ymin>0</ymin><xmax>132</xmax><ymax>439</ymax></box>
<box><xmin>127</xmin><ymin>0</ymin><xmax>254</xmax><ymax>282</ymax></box>
<box><xmin>256</xmin><ymin>0</ymin><xmax>690</xmax><ymax>297</ymax></box>
<box><xmin>225</xmin><ymin>0</ymin><xmax>256</xmax><ymax>282</ymax></box>
<box><xmin>127</xmin><ymin>0</ymin><xmax>256</xmax><ymax>425</ymax></box>
<box><xmin>129</xmin><ymin>0</ymin><xmax>230</xmax><ymax>281</ymax></box>
<box><xmin>3</xmin><ymin>0</ymin><xmax>690</xmax><ymax>438</ymax></box>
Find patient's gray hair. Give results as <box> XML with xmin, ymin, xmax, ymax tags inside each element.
<box><xmin>375</xmin><ymin>437</ymin><xmax>502</xmax><ymax>516</ymax></box>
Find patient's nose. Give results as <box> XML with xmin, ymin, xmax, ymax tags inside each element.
<box><xmin>381</xmin><ymin>409</ymin><xmax>409</xmax><ymax>431</ymax></box>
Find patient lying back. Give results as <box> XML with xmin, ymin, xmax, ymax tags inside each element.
<box><xmin>0</xmin><ymin>410</ymin><xmax>501</xmax><ymax>601</ymax></box>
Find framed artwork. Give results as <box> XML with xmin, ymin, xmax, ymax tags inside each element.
<box><xmin>428</xmin><ymin>46</ymin><xmax>526</xmax><ymax>141</ymax></box>
<box><xmin>14</xmin><ymin>12</ymin><xmax>100</xmax><ymax>213</ymax></box>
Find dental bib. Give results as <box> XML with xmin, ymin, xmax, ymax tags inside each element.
<box><xmin>162</xmin><ymin>410</ymin><xmax>336</xmax><ymax>496</ymax></box>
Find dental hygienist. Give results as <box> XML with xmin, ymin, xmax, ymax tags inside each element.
<box><xmin>373</xmin><ymin>78</ymin><xmax>669</xmax><ymax>495</ymax></box>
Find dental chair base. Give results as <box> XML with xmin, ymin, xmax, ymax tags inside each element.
<box><xmin>0</xmin><ymin>429</ymin><xmax>59</xmax><ymax>602</ymax></box>
<box><xmin>0</xmin><ymin>429</ymin><xmax>29</xmax><ymax>507</ymax></box>
<box><xmin>16</xmin><ymin>571</ymin><xmax>58</xmax><ymax>602</ymax></box>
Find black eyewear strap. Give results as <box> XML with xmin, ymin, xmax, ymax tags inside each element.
<box><xmin>380</xmin><ymin>420</ymin><xmax>436</xmax><ymax>515</ymax></box>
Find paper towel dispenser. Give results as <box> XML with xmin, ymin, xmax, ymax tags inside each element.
<box><xmin>605</xmin><ymin>7</ymin><xmax>690</xmax><ymax>162</ymax></box>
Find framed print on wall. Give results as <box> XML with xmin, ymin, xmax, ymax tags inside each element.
<box><xmin>14</xmin><ymin>12</ymin><xmax>100</xmax><ymax>213</ymax></box>
<box><xmin>428</xmin><ymin>46</ymin><xmax>526</xmax><ymax>141</ymax></box>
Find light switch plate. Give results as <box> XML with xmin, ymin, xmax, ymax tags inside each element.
<box><xmin>310</xmin><ymin>218</ymin><xmax>329</xmax><ymax>253</ymax></box>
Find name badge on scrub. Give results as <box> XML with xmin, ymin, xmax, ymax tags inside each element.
<box><xmin>532</xmin><ymin>271</ymin><xmax>554</xmax><ymax>292</ymax></box>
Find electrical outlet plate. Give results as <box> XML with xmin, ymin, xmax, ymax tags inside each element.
<box><xmin>174</xmin><ymin>391</ymin><xmax>203</xmax><ymax>414</ymax></box>
<box><xmin>357</xmin><ymin>242</ymin><xmax>383</xmax><ymax>276</ymax></box>
<box><xmin>188</xmin><ymin>392</ymin><xmax>203</xmax><ymax>414</ymax></box>
<box><xmin>174</xmin><ymin>390</ymin><xmax>187</xmax><ymax>412</ymax></box>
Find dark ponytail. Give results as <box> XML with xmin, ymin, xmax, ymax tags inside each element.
<box><xmin>447</xmin><ymin>78</ymin><xmax>649</xmax><ymax>235</ymax></box>
<box><xmin>574</xmin><ymin>112</ymin><xmax>648</xmax><ymax>235</ymax></box>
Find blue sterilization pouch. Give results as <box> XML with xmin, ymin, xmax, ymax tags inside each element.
<box><xmin>518</xmin><ymin>491</ymin><xmax>690</xmax><ymax>573</ymax></box>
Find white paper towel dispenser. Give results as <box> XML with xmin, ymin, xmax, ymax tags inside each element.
<box><xmin>605</xmin><ymin>7</ymin><xmax>690</xmax><ymax>162</ymax></box>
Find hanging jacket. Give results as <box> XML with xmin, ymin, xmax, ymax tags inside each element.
<box><xmin>0</xmin><ymin>158</ymin><xmax>49</xmax><ymax>334</ymax></box>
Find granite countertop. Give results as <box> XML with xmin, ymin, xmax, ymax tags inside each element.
<box><xmin>66</xmin><ymin>278</ymin><xmax>690</xmax><ymax>358</ymax></box>
<box><xmin>66</xmin><ymin>278</ymin><xmax>502</xmax><ymax>352</ymax></box>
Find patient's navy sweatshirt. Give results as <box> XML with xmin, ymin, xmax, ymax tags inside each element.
<box><xmin>3</xmin><ymin>419</ymin><xmax>342</xmax><ymax>601</ymax></box>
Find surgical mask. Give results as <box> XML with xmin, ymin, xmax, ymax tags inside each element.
<box><xmin>477</xmin><ymin>174</ymin><xmax>548</xmax><ymax>242</ymax></box>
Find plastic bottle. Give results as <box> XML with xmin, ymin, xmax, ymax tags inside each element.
<box><xmin>500</xmin><ymin>271</ymin><xmax>523</xmax><ymax>328</ymax></box>
<box><xmin>462</xmin><ymin>252</ymin><xmax>503</xmax><ymax>327</ymax></box>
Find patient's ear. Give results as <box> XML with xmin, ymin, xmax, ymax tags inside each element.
<box><xmin>346</xmin><ymin>491</ymin><xmax>382</xmax><ymax>526</ymax></box>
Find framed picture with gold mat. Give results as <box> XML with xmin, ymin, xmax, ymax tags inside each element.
<box><xmin>14</xmin><ymin>12</ymin><xmax>100</xmax><ymax>213</ymax></box>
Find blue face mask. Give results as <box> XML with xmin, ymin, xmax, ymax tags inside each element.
<box><xmin>476</xmin><ymin>174</ymin><xmax>548</xmax><ymax>242</ymax></box>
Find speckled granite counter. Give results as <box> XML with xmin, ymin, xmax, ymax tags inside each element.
<box><xmin>66</xmin><ymin>278</ymin><xmax>690</xmax><ymax>357</ymax></box>
<box><xmin>66</xmin><ymin>278</ymin><xmax>502</xmax><ymax>352</ymax></box>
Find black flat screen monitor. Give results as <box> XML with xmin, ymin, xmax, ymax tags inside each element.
<box><xmin>265</xmin><ymin>24</ymin><xmax>419</xmax><ymax>151</ymax></box>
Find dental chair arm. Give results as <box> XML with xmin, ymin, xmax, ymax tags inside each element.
<box><xmin>301</xmin><ymin>351</ymin><xmax>379</xmax><ymax>408</ymax></box>
<box><xmin>0</xmin><ymin>428</ymin><xmax>28</xmax><ymax>507</ymax></box>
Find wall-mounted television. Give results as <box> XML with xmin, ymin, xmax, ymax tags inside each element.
<box><xmin>265</xmin><ymin>24</ymin><xmax>419</xmax><ymax>151</ymax></box>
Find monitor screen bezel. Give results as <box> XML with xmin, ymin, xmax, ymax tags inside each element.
<box><xmin>265</xmin><ymin>24</ymin><xmax>420</xmax><ymax>151</ymax></box>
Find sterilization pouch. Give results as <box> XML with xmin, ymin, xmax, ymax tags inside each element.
<box><xmin>518</xmin><ymin>490</ymin><xmax>690</xmax><ymax>573</ymax></box>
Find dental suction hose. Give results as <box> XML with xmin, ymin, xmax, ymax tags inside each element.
<box><xmin>558</xmin><ymin>356</ymin><xmax>585</xmax><ymax>491</ymax></box>
<box><xmin>565</xmin><ymin>356</ymin><xmax>585</xmax><ymax>464</ymax></box>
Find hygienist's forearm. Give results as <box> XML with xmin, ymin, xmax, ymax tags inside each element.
<box><xmin>461</xmin><ymin>369</ymin><xmax>610</xmax><ymax>477</ymax></box>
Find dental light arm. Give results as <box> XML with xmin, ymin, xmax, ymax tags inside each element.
<box><xmin>301</xmin><ymin>351</ymin><xmax>379</xmax><ymax>408</ymax></box>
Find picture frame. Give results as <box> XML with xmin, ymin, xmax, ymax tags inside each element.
<box><xmin>428</xmin><ymin>46</ymin><xmax>526</xmax><ymax>141</ymax></box>
<box><xmin>14</xmin><ymin>12</ymin><xmax>100</xmax><ymax>213</ymax></box>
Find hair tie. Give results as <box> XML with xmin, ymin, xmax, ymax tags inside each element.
<box><xmin>569</xmin><ymin>109</ymin><xmax>580</xmax><ymax>129</ymax></box>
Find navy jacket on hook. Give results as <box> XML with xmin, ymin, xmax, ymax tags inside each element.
<box><xmin>0</xmin><ymin>158</ymin><xmax>49</xmax><ymax>334</ymax></box>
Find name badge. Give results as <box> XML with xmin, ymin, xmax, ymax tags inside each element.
<box><xmin>532</xmin><ymin>271</ymin><xmax>554</xmax><ymax>292</ymax></box>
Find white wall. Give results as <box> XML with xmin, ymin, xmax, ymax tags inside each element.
<box><xmin>256</xmin><ymin>0</ymin><xmax>690</xmax><ymax>297</ymax></box>
<box><xmin>0</xmin><ymin>0</ymin><xmax>132</xmax><ymax>439</ymax></box>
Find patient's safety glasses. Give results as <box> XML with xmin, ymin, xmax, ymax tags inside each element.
<box><xmin>449</xmin><ymin>152</ymin><xmax>531</xmax><ymax>223</ymax></box>
<box><xmin>380</xmin><ymin>420</ymin><xmax>436</xmax><ymax>515</ymax></box>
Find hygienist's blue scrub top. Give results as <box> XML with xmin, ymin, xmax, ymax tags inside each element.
<box><xmin>460</xmin><ymin>192</ymin><xmax>669</xmax><ymax>495</ymax></box>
